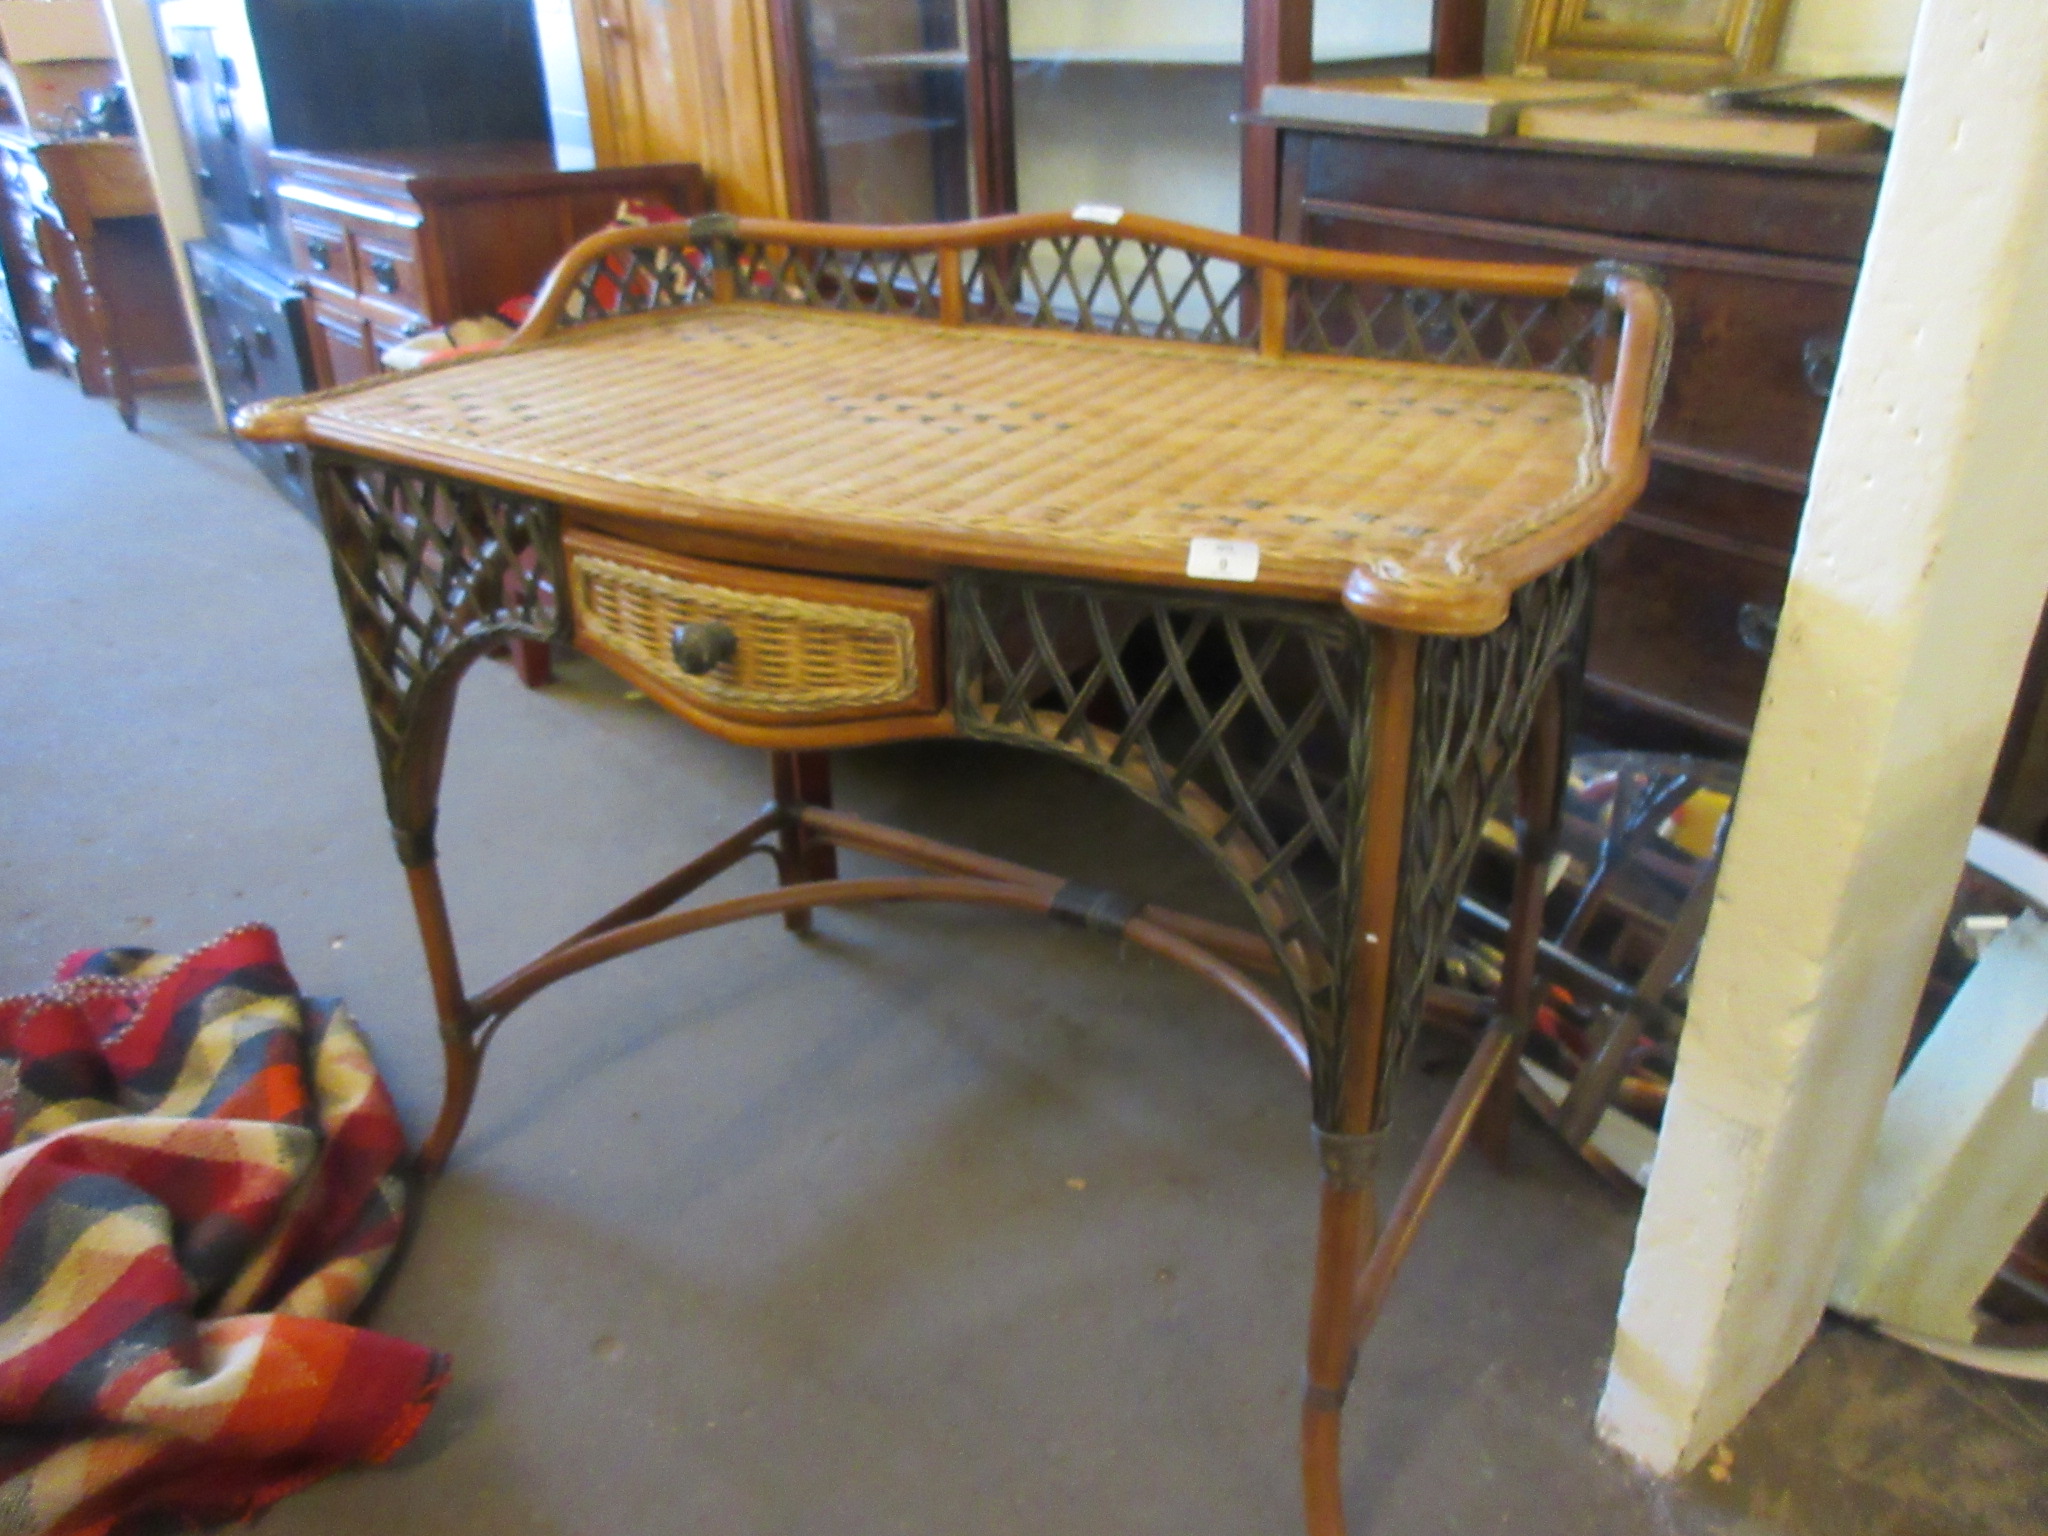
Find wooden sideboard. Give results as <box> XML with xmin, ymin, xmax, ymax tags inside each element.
<box><xmin>0</xmin><ymin>129</ymin><xmax>196</xmax><ymax>426</ymax></box>
<box><xmin>270</xmin><ymin>145</ymin><xmax>706</xmax><ymax>388</ymax></box>
<box><xmin>1273</xmin><ymin>121</ymin><xmax>1885</xmax><ymax>748</ymax></box>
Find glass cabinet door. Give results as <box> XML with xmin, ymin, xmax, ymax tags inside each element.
<box><xmin>1008</xmin><ymin>0</ymin><xmax>1245</xmax><ymax>232</ymax></box>
<box><xmin>791</xmin><ymin>0</ymin><xmax>974</xmax><ymax>223</ymax></box>
<box><xmin>782</xmin><ymin>0</ymin><xmax>1434</xmax><ymax>232</ymax></box>
<box><xmin>1008</xmin><ymin>0</ymin><xmax>1431</xmax><ymax>233</ymax></box>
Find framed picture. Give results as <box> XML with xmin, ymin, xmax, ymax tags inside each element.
<box><xmin>1514</xmin><ymin>0</ymin><xmax>1792</xmax><ymax>84</ymax></box>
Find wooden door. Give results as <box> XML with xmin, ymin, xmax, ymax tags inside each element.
<box><xmin>765</xmin><ymin>0</ymin><xmax>1014</xmax><ymax>222</ymax></box>
<box><xmin>571</xmin><ymin>0</ymin><xmax>791</xmax><ymax>217</ymax></box>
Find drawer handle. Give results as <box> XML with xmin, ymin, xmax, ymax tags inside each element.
<box><xmin>671</xmin><ymin>621</ymin><xmax>738</xmax><ymax>676</ymax></box>
<box><xmin>1802</xmin><ymin>335</ymin><xmax>1840</xmax><ymax>399</ymax></box>
<box><xmin>1737</xmin><ymin>602</ymin><xmax>1780</xmax><ymax>655</ymax></box>
<box><xmin>369</xmin><ymin>255</ymin><xmax>400</xmax><ymax>293</ymax></box>
<box><xmin>305</xmin><ymin>236</ymin><xmax>332</xmax><ymax>272</ymax></box>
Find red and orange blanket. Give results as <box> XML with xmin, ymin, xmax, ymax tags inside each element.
<box><xmin>0</xmin><ymin>926</ymin><xmax>444</xmax><ymax>1534</ymax></box>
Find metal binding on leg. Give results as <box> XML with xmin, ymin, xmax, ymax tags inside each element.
<box><xmin>1048</xmin><ymin>881</ymin><xmax>1142</xmax><ymax>937</ymax></box>
<box><xmin>1312</xmin><ymin>1128</ymin><xmax>1386</xmax><ymax>1192</ymax></box>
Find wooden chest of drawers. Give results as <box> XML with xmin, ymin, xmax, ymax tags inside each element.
<box><xmin>1274</xmin><ymin>122</ymin><xmax>1885</xmax><ymax>746</ymax></box>
<box><xmin>271</xmin><ymin>145</ymin><xmax>706</xmax><ymax>387</ymax></box>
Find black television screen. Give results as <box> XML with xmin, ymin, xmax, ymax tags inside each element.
<box><xmin>247</xmin><ymin>0</ymin><xmax>548</xmax><ymax>151</ymax></box>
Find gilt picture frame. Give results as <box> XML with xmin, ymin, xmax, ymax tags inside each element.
<box><xmin>1514</xmin><ymin>0</ymin><xmax>1793</xmax><ymax>85</ymax></box>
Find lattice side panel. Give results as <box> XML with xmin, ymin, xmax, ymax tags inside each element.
<box><xmin>1376</xmin><ymin>557</ymin><xmax>1593</xmax><ymax>1125</ymax></box>
<box><xmin>962</xmin><ymin>236</ymin><xmax>1255</xmax><ymax>345</ymax></box>
<box><xmin>556</xmin><ymin>241</ymin><xmax>716</xmax><ymax>328</ymax></box>
<box><xmin>731</xmin><ymin>242</ymin><xmax>944</xmax><ymax>317</ymax></box>
<box><xmin>314</xmin><ymin>456</ymin><xmax>565</xmax><ymax>824</ymax></box>
<box><xmin>1286</xmin><ymin>279</ymin><xmax>1609</xmax><ymax>376</ymax></box>
<box><xmin>949</xmin><ymin>575</ymin><xmax>1371</xmax><ymax>1087</ymax></box>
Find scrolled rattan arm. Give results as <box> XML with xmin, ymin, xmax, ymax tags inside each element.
<box><xmin>1576</xmin><ymin>260</ymin><xmax>1673</xmax><ymax>469</ymax></box>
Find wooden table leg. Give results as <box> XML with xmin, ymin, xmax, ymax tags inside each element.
<box><xmin>1300</xmin><ymin>629</ymin><xmax>1419</xmax><ymax>1536</ymax></box>
<box><xmin>509</xmin><ymin>638</ymin><xmax>555</xmax><ymax>687</ymax></box>
<box><xmin>1475</xmin><ymin>676</ymin><xmax>1567</xmax><ymax>1168</ymax></box>
<box><xmin>772</xmin><ymin>750</ymin><xmax>837</xmax><ymax>934</ymax></box>
<box><xmin>39</xmin><ymin>214</ymin><xmax>137</xmax><ymax>430</ymax></box>
<box><xmin>1303</xmin><ymin>1176</ymin><xmax>1376</xmax><ymax>1536</ymax></box>
<box><xmin>1300</xmin><ymin>572</ymin><xmax>1591</xmax><ymax>1533</ymax></box>
<box><xmin>410</xmin><ymin>858</ymin><xmax>477</xmax><ymax>1177</ymax></box>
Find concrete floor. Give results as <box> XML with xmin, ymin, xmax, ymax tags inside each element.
<box><xmin>4</xmin><ymin>361</ymin><xmax>2045</xmax><ymax>1535</ymax></box>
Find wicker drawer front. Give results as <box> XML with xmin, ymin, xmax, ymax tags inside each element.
<box><xmin>566</xmin><ymin>533</ymin><xmax>939</xmax><ymax>725</ymax></box>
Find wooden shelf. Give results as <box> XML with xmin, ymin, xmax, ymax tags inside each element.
<box><xmin>845</xmin><ymin>47</ymin><xmax>1422</xmax><ymax>70</ymax></box>
<box><xmin>840</xmin><ymin>50</ymin><xmax>966</xmax><ymax>70</ymax></box>
<box><xmin>815</xmin><ymin>109</ymin><xmax>962</xmax><ymax>149</ymax></box>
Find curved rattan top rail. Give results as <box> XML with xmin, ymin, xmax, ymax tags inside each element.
<box><xmin>241</xmin><ymin>210</ymin><xmax>1669</xmax><ymax>635</ymax></box>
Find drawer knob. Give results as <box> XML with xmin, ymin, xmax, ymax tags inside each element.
<box><xmin>306</xmin><ymin>236</ymin><xmax>332</xmax><ymax>272</ymax></box>
<box><xmin>1737</xmin><ymin>602</ymin><xmax>1780</xmax><ymax>655</ymax></box>
<box><xmin>1802</xmin><ymin>335</ymin><xmax>1840</xmax><ymax>399</ymax></box>
<box><xmin>671</xmin><ymin>621</ymin><xmax>738</xmax><ymax>676</ymax></box>
<box><xmin>369</xmin><ymin>255</ymin><xmax>399</xmax><ymax>293</ymax></box>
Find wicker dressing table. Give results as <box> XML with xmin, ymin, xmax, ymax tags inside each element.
<box><xmin>241</xmin><ymin>210</ymin><xmax>1667</xmax><ymax>1535</ymax></box>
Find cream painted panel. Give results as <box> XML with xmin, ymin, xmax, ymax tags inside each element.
<box><xmin>1014</xmin><ymin>64</ymin><xmax>1243</xmax><ymax>230</ymax></box>
<box><xmin>1007</xmin><ymin>0</ymin><xmax>1430</xmax><ymax>63</ymax></box>
<box><xmin>1780</xmin><ymin>0</ymin><xmax>1924</xmax><ymax>75</ymax></box>
<box><xmin>1597</xmin><ymin>0</ymin><xmax>2048</xmax><ymax>1474</ymax></box>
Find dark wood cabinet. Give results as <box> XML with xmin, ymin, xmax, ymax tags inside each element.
<box><xmin>1274</xmin><ymin>121</ymin><xmax>1884</xmax><ymax>746</ymax></box>
<box><xmin>186</xmin><ymin>241</ymin><xmax>314</xmax><ymax>507</ymax></box>
<box><xmin>270</xmin><ymin>145</ymin><xmax>705</xmax><ymax>388</ymax></box>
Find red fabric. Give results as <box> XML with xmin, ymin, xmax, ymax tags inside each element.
<box><xmin>0</xmin><ymin>926</ymin><xmax>445</xmax><ymax>1534</ymax></box>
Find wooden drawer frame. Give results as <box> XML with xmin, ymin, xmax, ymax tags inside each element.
<box><xmin>350</xmin><ymin>222</ymin><xmax>428</xmax><ymax>312</ymax></box>
<box><xmin>284</xmin><ymin>206</ymin><xmax>354</xmax><ymax>298</ymax></box>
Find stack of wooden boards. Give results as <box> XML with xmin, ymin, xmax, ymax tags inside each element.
<box><xmin>1262</xmin><ymin>74</ymin><xmax>1900</xmax><ymax>159</ymax></box>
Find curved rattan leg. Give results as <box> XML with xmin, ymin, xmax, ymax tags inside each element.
<box><xmin>1303</xmin><ymin>1178</ymin><xmax>1375</xmax><ymax>1536</ymax></box>
<box><xmin>406</xmin><ymin>861</ymin><xmax>476</xmax><ymax>1176</ymax></box>
<box><xmin>307</xmin><ymin>455</ymin><xmax>566</xmax><ymax>1177</ymax></box>
<box><xmin>1474</xmin><ymin>676</ymin><xmax>1567</xmax><ymax>1168</ymax></box>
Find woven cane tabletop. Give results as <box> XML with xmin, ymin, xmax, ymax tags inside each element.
<box><xmin>265</xmin><ymin>305</ymin><xmax>1616</xmax><ymax>627</ymax></box>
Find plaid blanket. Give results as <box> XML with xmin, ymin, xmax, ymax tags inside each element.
<box><xmin>0</xmin><ymin>926</ymin><xmax>446</xmax><ymax>1534</ymax></box>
